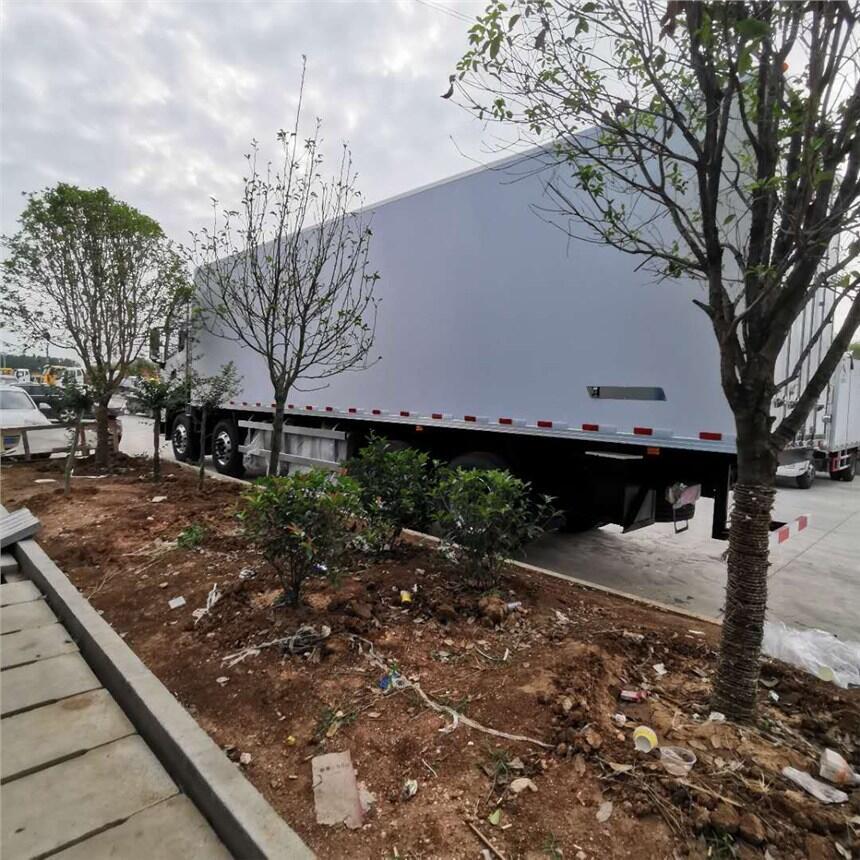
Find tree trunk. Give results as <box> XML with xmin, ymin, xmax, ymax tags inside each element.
<box><xmin>268</xmin><ymin>398</ymin><xmax>286</xmax><ymax>476</ymax></box>
<box><xmin>198</xmin><ymin>406</ymin><xmax>207</xmax><ymax>491</ymax></box>
<box><xmin>152</xmin><ymin>407</ymin><xmax>161</xmax><ymax>482</ymax></box>
<box><xmin>711</xmin><ymin>410</ymin><xmax>778</xmax><ymax>721</ymax></box>
<box><xmin>63</xmin><ymin>411</ymin><xmax>83</xmax><ymax>496</ymax></box>
<box><xmin>94</xmin><ymin>398</ymin><xmax>111</xmax><ymax>467</ymax></box>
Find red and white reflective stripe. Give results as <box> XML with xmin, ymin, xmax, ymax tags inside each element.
<box><xmin>771</xmin><ymin>514</ymin><xmax>810</xmax><ymax>545</ymax></box>
<box><xmin>699</xmin><ymin>431</ymin><xmax>722</xmax><ymax>441</ymax></box>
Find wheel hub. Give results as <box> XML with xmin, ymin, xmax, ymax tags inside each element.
<box><xmin>214</xmin><ymin>430</ymin><xmax>232</xmax><ymax>465</ymax></box>
<box><xmin>172</xmin><ymin>423</ymin><xmax>188</xmax><ymax>456</ymax></box>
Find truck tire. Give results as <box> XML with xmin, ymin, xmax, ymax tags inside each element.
<box><xmin>171</xmin><ymin>414</ymin><xmax>199</xmax><ymax>463</ymax></box>
<box><xmin>833</xmin><ymin>453</ymin><xmax>856</xmax><ymax>482</ymax></box>
<box><xmin>795</xmin><ymin>462</ymin><xmax>816</xmax><ymax>489</ymax></box>
<box><xmin>449</xmin><ymin>451</ymin><xmax>508</xmax><ymax>472</ymax></box>
<box><xmin>211</xmin><ymin>419</ymin><xmax>245</xmax><ymax>477</ymax></box>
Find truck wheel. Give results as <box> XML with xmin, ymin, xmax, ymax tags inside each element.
<box><xmin>833</xmin><ymin>454</ymin><xmax>856</xmax><ymax>482</ymax></box>
<box><xmin>171</xmin><ymin>414</ymin><xmax>199</xmax><ymax>463</ymax></box>
<box><xmin>211</xmin><ymin>419</ymin><xmax>245</xmax><ymax>477</ymax></box>
<box><xmin>449</xmin><ymin>451</ymin><xmax>508</xmax><ymax>472</ymax></box>
<box><xmin>795</xmin><ymin>462</ymin><xmax>816</xmax><ymax>489</ymax></box>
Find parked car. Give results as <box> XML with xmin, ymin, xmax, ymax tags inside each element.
<box><xmin>0</xmin><ymin>384</ymin><xmax>98</xmax><ymax>458</ymax></box>
<box><xmin>15</xmin><ymin>383</ymin><xmax>95</xmax><ymax>423</ymax></box>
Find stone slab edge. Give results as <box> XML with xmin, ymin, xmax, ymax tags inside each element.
<box><xmin>401</xmin><ymin>528</ymin><xmax>722</xmax><ymax>629</ymax></box>
<box><xmin>3</xmin><ymin>516</ymin><xmax>313</xmax><ymax>860</ymax></box>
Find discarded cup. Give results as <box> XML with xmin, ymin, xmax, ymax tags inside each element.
<box><xmin>633</xmin><ymin>726</ymin><xmax>658</xmax><ymax>753</ymax></box>
<box><xmin>659</xmin><ymin>746</ymin><xmax>696</xmax><ymax>776</ymax></box>
<box><xmin>620</xmin><ymin>689</ymin><xmax>649</xmax><ymax>703</ymax></box>
<box><xmin>816</xmin><ymin>665</ymin><xmax>836</xmax><ymax>683</ymax></box>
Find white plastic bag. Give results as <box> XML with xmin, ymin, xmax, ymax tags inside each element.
<box><xmin>762</xmin><ymin>621</ymin><xmax>860</xmax><ymax>689</ymax></box>
<box><xmin>782</xmin><ymin>767</ymin><xmax>848</xmax><ymax>804</ymax></box>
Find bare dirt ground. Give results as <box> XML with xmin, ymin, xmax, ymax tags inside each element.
<box><xmin>2</xmin><ymin>457</ymin><xmax>859</xmax><ymax>859</ymax></box>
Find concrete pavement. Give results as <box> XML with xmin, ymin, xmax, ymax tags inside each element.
<box><xmin>120</xmin><ymin>415</ymin><xmax>860</xmax><ymax>640</ymax></box>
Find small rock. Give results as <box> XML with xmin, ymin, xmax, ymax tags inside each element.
<box><xmin>216</xmin><ymin>676</ymin><xmax>229</xmax><ymax>686</ymax></box>
<box><xmin>239</xmin><ymin>752</ymin><xmax>252</xmax><ymax>766</ymax></box>
<box><xmin>596</xmin><ymin>800</ymin><xmax>613</xmax><ymax>823</ymax></box>
<box><xmin>168</xmin><ymin>596</ymin><xmax>186</xmax><ymax>610</ymax></box>
<box><xmin>712</xmin><ymin>802</ymin><xmax>740</xmax><ymax>835</ymax></box>
<box><xmin>151</xmin><ymin>495</ymin><xmax>167</xmax><ymax>503</ymax></box>
<box><xmin>739</xmin><ymin>812</ymin><xmax>766</xmax><ymax>846</ymax></box>
<box><xmin>509</xmin><ymin>777</ymin><xmax>538</xmax><ymax>794</ymax></box>
<box><xmin>583</xmin><ymin>728</ymin><xmax>603</xmax><ymax>750</ymax></box>
<box><xmin>561</xmin><ymin>697</ymin><xmax>574</xmax><ymax>713</ymax></box>
<box><xmin>805</xmin><ymin>834</ymin><xmax>837</xmax><ymax>860</ymax></box>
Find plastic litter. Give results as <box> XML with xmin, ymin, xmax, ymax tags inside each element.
<box><xmin>596</xmin><ymin>800</ymin><xmax>613</xmax><ymax>823</ymax></box>
<box><xmin>762</xmin><ymin>621</ymin><xmax>860</xmax><ymax>689</ymax></box>
<box><xmin>216</xmin><ymin>676</ymin><xmax>229</xmax><ymax>686</ymax></box>
<box><xmin>612</xmin><ymin>713</ymin><xmax>627</xmax><ymax>727</ymax></box>
<box><xmin>509</xmin><ymin>777</ymin><xmax>538</xmax><ymax>794</ymax></box>
<box><xmin>505</xmin><ymin>601</ymin><xmax>522</xmax><ymax>611</ymax></box>
<box><xmin>167</xmin><ymin>596</ymin><xmax>186</xmax><ymax>610</ymax></box>
<box><xmin>782</xmin><ymin>766</ymin><xmax>849</xmax><ymax>803</ymax></box>
<box><xmin>659</xmin><ymin>746</ymin><xmax>696</xmax><ymax>776</ymax></box>
<box><xmin>378</xmin><ymin>670</ymin><xmax>404</xmax><ymax>692</ymax></box>
<box><xmin>312</xmin><ymin>750</ymin><xmax>374</xmax><ymax>829</ymax></box>
<box><xmin>707</xmin><ymin>711</ymin><xmax>726</xmax><ymax>723</ymax></box>
<box><xmin>400</xmin><ymin>590</ymin><xmax>413</xmax><ymax>604</ymax></box>
<box><xmin>819</xmin><ymin>749</ymin><xmax>860</xmax><ymax>787</ymax></box>
<box><xmin>633</xmin><ymin>726</ymin><xmax>658</xmax><ymax>753</ymax></box>
<box><xmin>620</xmin><ymin>689</ymin><xmax>649</xmax><ymax>702</ymax></box>
<box><xmin>192</xmin><ymin>583</ymin><xmax>221</xmax><ymax>625</ymax></box>
<box><xmin>238</xmin><ymin>567</ymin><xmax>256</xmax><ymax>580</ymax></box>
<box><xmin>151</xmin><ymin>495</ymin><xmax>167</xmax><ymax>503</ymax></box>
<box><xmin>239</xmin><ymin>752</ymin><xmax>252</xmax><ymax>765</ymax></box>
<box><xmin>653</xmin><ymin>662</ymin><xmax>667</xmax><ymax>677</ymax></box>
<box><xmin>402</xmin><ymin>778</ymin><xmax>419</xmax><ymax>800</ymax></box>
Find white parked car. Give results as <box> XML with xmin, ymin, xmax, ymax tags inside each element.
<box><xmin>0</xmin><ymin>385</ymin><xmax>96</xmax><ymax>458</ymax></box>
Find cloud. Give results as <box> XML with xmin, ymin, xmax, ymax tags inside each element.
<box><xmin>0</xmin><ymin>0</ymin><xmax>497</xmax><ymax>246</ymax></box>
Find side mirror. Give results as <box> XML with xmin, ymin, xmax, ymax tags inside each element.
<box><xmin>39</xmin><ymin>402</ymin><xmax>52</xmax><ymax>413</ymax></box>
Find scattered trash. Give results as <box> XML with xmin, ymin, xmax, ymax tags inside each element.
<box><xmin>34</xmin><ymin>478</ymin><xmax>57</xmax><ymax>484</ymax></box>
<box><xmin>222</xmin><ymin>625</ymin><xmax>331</xmax><ymax>668</ymax></box>
<box><xmin>400</xmin><ymin>590</ymin><xmax>413</xmax><ymax>604</ymax></box>
<box><xmin>561</xmin><ymin>696</ymin><xmax>574</xmax><ymax>713</ymax></box>
<box><xmin>554</xmin><ymin>609</ymin><xmax>571</xmax><ymax>624</ymax></box>
<box><xmin>505</xmin><ymin>601</ymin><xmax>522</xmax><ymax>612</ymax></box>
<box><xmin>216</xmin><ymin>676</ymin><xmax>229</xmax><ymax>686</ymax></box>
<box><xmin>378</xmin><ymin>670</ymin><xmax>404</xmax><ymax>692</ymax></box>
<box><xmin>819</xmin><ymin>749</ymin><xmax>860</xmax><ymax>786</ymax></box>
<box><xmin>168</xmin><ymin>596</ymin><xmax>186</xmax><ymax>610</ymax></box>
<box><xmin>239</xmin><ymin>752</ymin><xmax>252</xmax><ymax>765</ymax></box>
<box><xmin>688</xmin><ymin>629</ymin><xmax>706</xmax><ymax>636</ymax></box>
<box><xmin>782</xmin><ymin>766</ymin><xmax>849</xmax><ymax>803</ymax></box>
<box><xmin>835</xmin><ymin>843</ymin><xmax>851</xmax><ymax>859</ymax></box>
<box><xmin>286</xmin><ymin>735</ymin><xmax>296</xmax><ymax>746</ymax></box>
<box><xmin>487</xmin><ymin>808</ymin><xmax>502</xmax><ymax>827</ymax></box>
<box><xmin>192</xmin><ymin>583</ymin><xmax>221</xmax><ymax>625</ymax></box>
<box><xmin>612</xmin><ymin>713</ymin><xmax>627</xmax><ymax>727</ymax></box>
<box><xmin>759</xmin><ymin>676</ymin><xmax>778</xmax><ymax>689</ymax></box>
<box><xmin>509</xmin><ymin>777</ymin><xmax>538</xmax><ymax>794</ymax></box>
<box><xmin>620</xmin><ymin>689</ymin><xmax>649</xmax><ymax>702</ymax></box>
<box><xmin>633</xmin><ymin>726</ymin><xmax>658</xmax><ymax>753</ymax></box>
<box><xmin>151</xmin><ymin>495</ymin><xmax>167</xmax><ymax>503</ymax></box>
<box><xmin>762</xmin><ymin>621</ymin><xmax>860</xmax><ymax>689</ymax></box>
<box><xmin>607</xmin><ymin>762</ymin><xmax>633</xmax><ymax>774</ymax></box>
<box><xmin>508</xmin><ymin>757</ymin><xmax>525</xmax><ymax>771</ymax></box>
<box><xmin>238</xmin><ymin>567</ymin><xmax>256</xmax><ymax>580</ymax></box>
<box><xmin>659</xmin><ymin>746</ymin><xmax>696</xmax><ymax>776</ymax></box>
<box><xmin>707</xmin><ymin>711</ymin><xmax>726</xmax><ymax>723</ymax></box>
<box><xmin>312</xmin><ymin>750</ymin><xmax>374</xmax><ymax>829</ymax></box>
<box><xmin>769</xmin><ymin>690</ymin><xmax>780</xmax><ymax>703</ymax></box>
<box><xmin>622</xmin><ymin>630</ymin><xmax>644</xmax><ymax>643</ymax></box>
<box><xmin>159</xmin><ymin>582</ymin><xmax>168</xmax><ymax>589</ymax></box>
<box><xmin>596</xmin><ymin>800</ymin><xmax>614</xmax><ymax>823</ymax></box>
<box><xmin>653</xmin><ymin>662</ymin><xmax>667</xmax><ymax>677</ymax></box>
<box><xmin>402</xmin><ymin>778</ymin><xmax>419</xmax><ymax>800</ymax></box>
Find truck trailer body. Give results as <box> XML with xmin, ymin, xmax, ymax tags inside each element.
<box><xmin>164</xmin><ymin>149</ymin><xmax>846</xmax><ymax>538</ymax></box>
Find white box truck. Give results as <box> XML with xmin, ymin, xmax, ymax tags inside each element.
<box><xmin>161</xmin><ymin>150</ymin><xmax>852</xmax><ymax>539</ymax></box>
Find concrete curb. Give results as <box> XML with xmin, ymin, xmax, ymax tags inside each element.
<box><xmin>401</xmin><ymin>528</ymin><xmax>722</xmax><ymax>628</ymax></box>
<box><xmin>7</xmin><ymin>524</ymin><xmax>313</xmax><ymax>859</ymax></box>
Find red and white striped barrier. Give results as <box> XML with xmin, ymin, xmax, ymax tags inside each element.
<box><xmin>771</xmin><ymin>514</ymin><xmax>810</xmax><ymax>545</ymax></box>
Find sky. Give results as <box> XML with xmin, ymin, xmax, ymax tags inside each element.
<box><xmin>0</xmin><ymin>0</ymin><xmax>499</xmax><ymax>251</ymax></box>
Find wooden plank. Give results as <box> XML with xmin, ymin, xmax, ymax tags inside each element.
<box><xmin>0</xmin><ymin>579</ymin><xmax>42</xmax><ymax>607</ymax></box>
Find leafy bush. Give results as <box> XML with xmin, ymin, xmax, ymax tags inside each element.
<box><xmin>434</xmin><ymin>468</ymin><xmax>553</xmax><ymax>587</ymax></box>
<box><xmin>347</xmin><ymin>434</ymin><xmax>435</xmax><ymax>552</ymax></box>
<box><xmin>177</xmin><ymin>523</ymin><xmax>206</xmax><ymax>549</ymax></box>
<box><xmin>239</xmin><ymin>469</ymin><xmax>361</xmax><ymax>604</ymax></box>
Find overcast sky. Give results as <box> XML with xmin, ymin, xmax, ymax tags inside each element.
<box><xmin>0</xmin><ymin>0</ymin><xmax>500</xmax><ymax>250</ymax></box>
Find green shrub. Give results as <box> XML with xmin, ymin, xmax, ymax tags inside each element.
<box><xmin>239</xmin><ymin>469</ymin><xmax>361</xmax><ymax>605</ymax></box>
<box><xmin>434</xmin><ymin>468</ymin><xmax>553</xmax><ymax>587</ymax></box>
<box><xmin>177</xmin><ymin>523</ymin><xmax>206</xmax><ymax>549</ymax></box>
<box><xmin>347</xmin><ymin>434</ymin><xmax>435</xmax><ymax>551</ymax></box>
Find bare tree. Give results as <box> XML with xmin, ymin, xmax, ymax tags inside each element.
<box><xmin>455</xmin><ymin>1</ymin><xmax>860</xmax><ymax>719</ymax></box>
<box><xmin>2</xmin><ymin>183</ymin><xmax>189</xmax><ymax>466</ymax></box>
<box><xmin>193</xmin><ymin>362</ymin><xmax>241</xmax><ymax>490</ymax></box>
<box><xmin>190</xmin><ymin>60</ymin><xmax>379</xmax><ymax>477</ymax></box>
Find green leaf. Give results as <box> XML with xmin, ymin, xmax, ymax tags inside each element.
<box><xmin>488</xmin><ymin>809</ymin><xmax>502</xmax><ymax>826</ymax></box>
<box><xmin>735</xmin><ymin>18</ymin><xmax>769</xmax><ymax>40</ymax></box>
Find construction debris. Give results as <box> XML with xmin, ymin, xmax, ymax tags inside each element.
<box><xmin>312</xmin><ymin>750</ymin><xmax>374</xmax><ymax>829</ymax></box>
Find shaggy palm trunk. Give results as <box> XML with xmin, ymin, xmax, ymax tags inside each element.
<box><xmin>198</xmin><ymin>406</ymin><xmax>207</xmax><ymax>491</ymax></box>
<box><xmin>94</xmin><ymin>398</ymin><xmax>111</xmax><ymax>467</ymax></box>
<box><xmin>63</xmin><ymin>410</ymin><xmax>83</xmax><ymax>496</ymax></box>
<box><xmin>268</xmin><ymin>397</ymin><xmax>286</xmax><ymax>476</ymax></box>
<box><xmin>711</xmin><ymin>410</ymin><xmax>778</xmax><ymax>721</ymax></box>
<box><xmin>151</xmin><ymin>407</ymin><xmax>161</xmax><ymax>482</ymax></box>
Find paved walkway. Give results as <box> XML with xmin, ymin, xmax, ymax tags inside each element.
<box><xmin>0</xmin><ymin>552</ymin><xmax>231</xmax><ymax>860</ymax></box>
